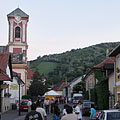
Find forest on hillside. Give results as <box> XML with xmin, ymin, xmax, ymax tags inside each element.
<box><xmin>30</xmin><ymin>42</ymin><xmax>119</xmax><ymax>85</ymax></box>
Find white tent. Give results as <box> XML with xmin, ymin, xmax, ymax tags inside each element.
<box><xmin>44</xmin><ymin>90</ymin><xmax>63</xmax><ymax>96</ymax></box>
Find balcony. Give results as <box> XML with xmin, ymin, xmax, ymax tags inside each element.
<box><xmin>11</xmin><ymin>53</ymin><xmax>26</xmax><ymax>64</ymax></box>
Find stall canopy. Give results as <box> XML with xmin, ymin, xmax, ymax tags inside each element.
<box><xmin>44</xmin><ymin>90</ymin><xmax>63</xmax><ymax>96</ymax></box>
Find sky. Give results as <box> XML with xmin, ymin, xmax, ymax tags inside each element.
<box><xmin>0</xmin><ymin>0</ymin><xmax>120</xmax><ymax>60</ymax></box>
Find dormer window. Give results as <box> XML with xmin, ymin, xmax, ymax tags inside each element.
<box><xmin>15</xmin><ymin>26</ymin><xmax>20</xmax><ymax>38</ymax></box>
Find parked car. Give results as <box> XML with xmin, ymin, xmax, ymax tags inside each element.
<box><xmin>82</xmin><ymin>101</ymin><xmax>95</xmax><ymax>116</ymax></box>
<box><xmin>20</xmin><ymin>100</ymin><xmax>29</xmax><ymax>111</ymax></box>
<box><xmin>97</xmin><ymin>109</ymin><xmax>120</xmax><ymax>120</ymax></box>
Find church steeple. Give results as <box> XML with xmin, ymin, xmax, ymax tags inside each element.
<box><xmin>7</xmin><ymin>8</ymin><xmax>29</xmax><ymax>62</ymax></box>
<box><xmin>7</xmin><ymin>8</ymin><xmax>29</xmax><ymax>95</ymax></box>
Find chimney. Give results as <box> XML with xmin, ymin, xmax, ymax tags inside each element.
<box><xmin>106</xmin><ymin>49</ymin><xmax>109</xmax><ymax>57</ymax></box>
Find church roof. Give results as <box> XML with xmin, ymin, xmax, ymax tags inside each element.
<box><xmin>7</xmin><ymin>8</ymin><xmax>29</xmax><ymax>17</ymax></box>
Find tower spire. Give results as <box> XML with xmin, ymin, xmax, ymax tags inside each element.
<box><xmin>17</xmin><ymin>0</ymin><xmax>20</xmax><ymax>8</ymax></box>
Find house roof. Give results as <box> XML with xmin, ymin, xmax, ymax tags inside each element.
<box><xmin>0</xmin><ymin>53</ymin><xmax>10</xmax><ymax>71</ymax></box>
<box><xmin>93</xmin><ymin>57</ymin><xmax>115</xmax><ymax>69</ymax></box>
<box><xmin>7</xmin><ymin>8</ymin><xmax>29</xmax><ymax>17</ymax></box>
<box><xmin>13</xmin><ymin>71</ymin><xmax>24</xmax><ymax>84</ymax></box>
<box><xmin>109</xmin><ymin>44</ymin><xmax>120</xmax><ymax>57</ymax></box>
<box><xmin>52</xmin><ymin>80</ymin><xmax>69</xmax><ymax>91</ymax></box>
<box><xmin>27</xmin><ymin>68</ymin><xmax>34</xmax><ymax>79</ymax></box>
<box><xmin>68</xmin><ymin>76</ymin><xmax>82</xmax><ymax>86</ymax></box>
<box><xmin>0</xmin><ymin>70</ymin><xmax>11</xmax><ymax>81</ymax></box>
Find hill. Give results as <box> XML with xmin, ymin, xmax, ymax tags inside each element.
<box><xmin>30</xmin><ymin>42</ymin><xmax>119</xmax><ymax>85</ymax></box>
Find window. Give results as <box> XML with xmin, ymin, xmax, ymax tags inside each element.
<box><xmin>15</xmin><ymin>27</ymin><xmax>20</xmax><ymax>38</ymax></box>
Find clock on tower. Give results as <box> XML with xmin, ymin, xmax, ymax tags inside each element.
<box><xmin>15</xmin><ymin>15</ymin><xmax>21</xmax><ymax>22</ymax></box>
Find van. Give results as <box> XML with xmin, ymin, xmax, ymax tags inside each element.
<box><xmin>72</xmin><ymin>93</ymin><xmax>83</xmax><ymax>103</ymax></box>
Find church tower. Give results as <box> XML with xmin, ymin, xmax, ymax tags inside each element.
<box><xmin>7</xmin><ymin>8</ymin><xmax>29</xmax><ymax>95</ymax></box>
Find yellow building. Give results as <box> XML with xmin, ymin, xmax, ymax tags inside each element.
<box><xmin>109</xmin><ymin>45</ymin><xmax>120</xmax><ymax>101</ymax></box>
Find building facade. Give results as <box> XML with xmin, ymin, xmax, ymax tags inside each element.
<box><xmin>7</xmin><ymin>8</ymin><xmax>29</xmax><ymax>95</ymax></box>
<box><xmin>109</xmin><ymin>45</ymin><xmax>120</xmax><ymax>102</ymax></box>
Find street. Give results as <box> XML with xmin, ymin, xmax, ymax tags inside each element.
<box><xmin>2</xmin><ymin>111</ymin><xmax>89</xmax><ymax>120</ymax></box>
<box><xmin>1</xmin><ymin>104</ymin><xmax>89</xmax><ymax>120</ymax></box>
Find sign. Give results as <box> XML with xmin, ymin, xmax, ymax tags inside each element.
<box><xmin>0</xmin><ymin>84</ymin><xmax>9</xmax><ymax>89</ymax></box>
<box><xmin>10</xmin><ymin>84</ymin><xmax>18</xmax><ymax>90</ymax></box>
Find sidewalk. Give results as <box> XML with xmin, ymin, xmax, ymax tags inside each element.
<box><xmin>1</xmin><ymin>110</ymin><xmax>26</xmax><ymax>120</ymax></box>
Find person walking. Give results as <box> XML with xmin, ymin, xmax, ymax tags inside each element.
<box><xmin>27</xmin><ymin>99</ymin><xmax>32</xmax><ymax>112</ymax></box>
<box><xmin>62</xmin><ymin>104</ymin><xmax>68</xmax><ymax>116</ymax></box>
<box><xmin>114</xmin><ymin>100</ymin><xmax>120</xmax><ymax>109</ymax></box>
<box><xmin>51</xmin><ymin>99</ymin><xmax>55</xmax><ymax>113</ymax></box>
<box><xmin>73</xmin><ymin>101</ymin><xmax>82</xmax><ymax>120</ymax></box>
<box><xmin>90</xmin><ymin>104</ymin><xmax>96</xmax><ymax>120</ymax></box>
<box><xmin>36</xmin><ymin>102</ymin><xmax>47</xmax><ymax>120</ymax></box>
<box><xmin>53</xmin><ymin>100</ymin><xmax>60</xmax><ymax>120</ymax></box>
<box><xmin>61</xmin><ymin>105</ymin><xmax>78</xmax><ymax>120</ymax></box>
<box><xmin>44</xmin><ymin>98</ymin><xmax>50</xmax><ymax>114</ymax></box>
<box><xmin>25</xmin><ymin>104</ymin><xmax>43</xmax><ymax>120</ymax></box>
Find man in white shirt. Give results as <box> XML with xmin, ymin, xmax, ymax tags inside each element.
<box><xmin>36</xmin><ymin>102</ymin><xmax>47</xmax><ymax>120</ymax></box>
<box><xmin>73</xmin><ymin>101</ymin><xmax>82</xmax><ymax>120</ymax></box>
<box><xmin>61</xmin><ymin>105</ymin><xmax>77</xmax><ymax>120</ymax></box>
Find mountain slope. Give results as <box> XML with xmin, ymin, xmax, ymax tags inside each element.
<box><xmin>30</xmin><ymin>42</ymin><xmax>119</xmax><ymax>85</ymax></box>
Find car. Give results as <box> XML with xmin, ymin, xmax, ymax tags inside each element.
<box><xmin>97</xmin><ymin>109</ymin><xmax>120</xmax><ymax>120</ymax></box>
<box><xmin>82</xmin><ymin>101</ymin><xmax>95</xmax><ymax>116</ymax></box>
<box><xmin>20</xmin><ymin>100</ymin><xmax>29</xmax><ymax>111</ymax></box>
<box><xmin>83</xmin><ymin>100</ymin><xmax>90</xmax><ymax>102</ymax></box>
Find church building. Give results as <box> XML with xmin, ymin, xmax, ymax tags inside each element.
<box><xmin>7</xmin><ymin>8</ymin><xmax>29</xmax><ymax>95</ymax></box>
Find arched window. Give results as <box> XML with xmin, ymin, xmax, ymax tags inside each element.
<box><xmin>15</xmin><ymin>26</ymin><xmax>20</xmax><ymax>38</ymax></box>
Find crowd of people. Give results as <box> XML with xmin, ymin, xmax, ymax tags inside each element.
<box><xmin>24</xmin><ymin>97</ymin><xmax>97</xmax><ymax>120</ymax></box>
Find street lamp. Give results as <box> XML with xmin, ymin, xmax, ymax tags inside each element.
<box><xmin>16</xmin><ymin>76</ymin><xmax>21</xmax><ymax>116</ymax></box>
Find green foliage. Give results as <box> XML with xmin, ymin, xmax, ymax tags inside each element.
<box><xmin>90</xmin><ymin>87</ymin><xmax>97</xmax><ymax>104</ymax></box>
<box><xmin>96</xmin><ymin>80</ymin><xmax>109</xmax><ymax>110</ymax></box>
<box><xmin>22</xmin><ymin>95</ymin><xmax>32</xmax><ymax>99</ymax></box>
<box><xmin>92</xmin><ymin>69</ymin><xmax>109</xmax><ymax>110</ymax></box>
<box><xmin>84</xmin><ymin>91</ymin><xmax>89</xmax><ymax>99</ymax></box>
<box><xmin>94</xmin><ymin>69</ymin><xmax>103</xmax><ymax>81</ymax></box>
<box><xmin>73</xmin><ymin>82</ymin><xmax>83</xmax><ymax>93</ymax></box>
<box><xmin>29</xmin><ymin>81</ymin><xmax>46</xmax><ymax>96</ymax></box>
<box><xmin>30</xmin><ymin>42</ymin><xmax>119</xmax><ymax>85</ymax></box>
<box><xmin>30</xmin><ymin>62</ymin><xmax>59</xmax><ymax>76</ymax></box>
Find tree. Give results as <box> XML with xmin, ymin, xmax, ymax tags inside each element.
<box><xmin>73</xmin><ymin>81</ymin><xmax>84</xmax><ymax>94</ymax></box>
<box><xmin>29</xmin><ymin>71</ymin><xmax>47</xmax><ymax>96</ymax></box>
<box><xmin>29</xmin><ymin>81</ymin><xmax>45</xmax><ymax>96</ymax></box>
<box><xmin>32</xmin><ymin>71</ymin><xmax>41</xmax><ymax>82</ymax></box>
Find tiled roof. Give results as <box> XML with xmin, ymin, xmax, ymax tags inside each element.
<box><xmin>0</xmin><ymin>71</ymin><xmax>11</xmax><ymax>81</ymax></box>
<box><xmin>93</xmin><ymin>57</ymin><xmax>115</xmax><ymax>69</ymax></box>
<box><xmin>0</xmin><ymin>53</ymin><xmax>9</xmax><ymax>71</ymax></box>
<box><xmin>27</xmin><ymin>68</ymin><xmax>34</xmax><ymax>79</ymax></box>
<box><xmin>52</xmin><ymin>80</ymin><xmax>69</xmax><ymax>91</ymax></box>
<box><xmin>7</xmin><ymin>8</ymin><xmax>29</xmax><ymax>17</ymax></box>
